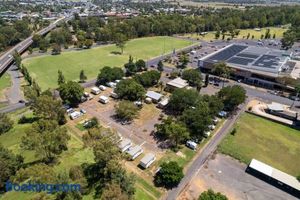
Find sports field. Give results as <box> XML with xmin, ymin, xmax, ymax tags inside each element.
<box><xmin>218</xmin><ymin>113</ymin><xmax>300</xmax><ymax>176</ymax></box>
<box><xmin>183</xmin><ymin>27</ymin><xmax>287</xmax><ymax>41</ymax></box>
<box><xmin>23</xmin><ymin>36</ymin><xmax>194</xmax><ymax>90</ymax></box>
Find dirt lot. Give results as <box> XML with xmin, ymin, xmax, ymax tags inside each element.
<box><xmin>74</xmin><ymin>87</ymin><xmax>164</xmax><ymax>154</ymax></box>
<box><xmin>179</xmin><ymin>154</ymin><xmax>298</xmax><ymax>200</ymax></box>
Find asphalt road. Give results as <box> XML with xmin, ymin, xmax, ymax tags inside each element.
<box><xmin>166</xmin><ymin>100</ymin><xmax>249</xmax><ymax>200</ymax></box>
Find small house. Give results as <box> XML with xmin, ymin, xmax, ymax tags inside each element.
<box><xmin>146</xmin><ymin>91</ymin><xmax>163</xmax><ymax>103</ymax></box>
<box><xmin>127</xmin><ymin>145</ymin><xmax>143</xmax><ymax>160</ymax></box>
<box><xmin>99</xmin><ymin>95</ymin><xmax>109</xmax><ymax>104</ymax></box>
<box><xmin>91</xmin><ymin>87</ymin><xmax>100</xmax><ymax>95</ymax></box>
<box><xmin>140</xmin><ymin>153</ymin><xmax>156</xmax><ymax>169</ymax></box>
<box><xmin>118</xmin><ymin>138</ymin><xmax>132</xmax><ymax>152</ymax></box>
<box><xmin>158</xmin><ymin>98</ymin><xmax>169</xmax><ymax>109</ymax></box>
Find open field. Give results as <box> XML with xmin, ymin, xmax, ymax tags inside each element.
<box><xmin>182</xmin><ymin>27</ymin><xmax>287</xmax><ymax>41</ymax></box>
<box><xmin>218</xmin><ymin>113</ymin><xmax>300</xmax><ymax>176</ymax></box>
<box><xmin>23</xmin><ymin>36</ymin><xmax>194</xmax><ymax>90</ymax></box>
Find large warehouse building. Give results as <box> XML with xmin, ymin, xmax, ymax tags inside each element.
<box><xmin>198</xmin><ymin>44</ymin><xmax>294</xmax><ymax>88</ymax></box>
<box><xmin>247</xmin><ymin>159</ymin><xmax>300</xmax><ymax>198</ymax></box>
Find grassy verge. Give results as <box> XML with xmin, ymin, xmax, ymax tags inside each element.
<box><xmin>0</xmin><ymin>73</ymin><xmax>11</xmax><ymax>100</ymax></box>
<box><xmin>218</xmin><ymin>113</ymin><xmax>300</xmax><ymax>176</ymax></box>
<box><xmin>23</xmin><ymin>36</ymin><xmax>194</xmax><ymax>90</ymax></box>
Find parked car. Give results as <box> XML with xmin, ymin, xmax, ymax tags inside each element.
<box><xmin>80</xmin><ymin>109</ymin><xmax>86</xmax><ymax>114</ymax></box>
<box><xmin>121</xmin><ymin>120</ymin><xmax>131</xmax><ymax>125</ymax></box>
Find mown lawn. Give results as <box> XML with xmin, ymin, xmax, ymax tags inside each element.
<box><xmin>23</xmin><ymin>36</ymin><xmax>194</xmax><ymax>90</ymax></box>
<box><xmin>218</xmin><ymin>113</ymin><xmax>300</xmax><ymax>176</ymax></box>
<box><xmin>183</xmin><ymin>27</ymin><xmax>287</xmax><ymax>41</ymax></box>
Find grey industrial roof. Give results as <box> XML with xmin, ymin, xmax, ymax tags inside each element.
<box><xmin>201</xmin><ymin>44</ymin><xmax>291</xmax><ymax>75</ymax></box>
<box><xmin>249</xmin><ymin>159</ymin><xmax>300</xmax><ymax>191</ymax></box>
<box><xmin>140</xmin><ymin>153</ymin><xmax>155</xmax><ymax>164</ymax></box>
<box><xmin>146</xmin><ymin>91</ymin><xmax>163</xmax><ymax>101</ymax></box>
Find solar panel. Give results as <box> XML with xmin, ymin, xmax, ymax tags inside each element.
<box><xmin>228</xmin><ymin>57</ymin><xmax>254</xmax><ymax>66</ymax></box>
<box><xmin>253</xmin><ymin>55</ymin><xmax>279</xmax><ymax>69</ymax></box>
<box><xmin>237</xmin><ymin>53</ymin><xmax>260</xmax><ymax>59</ymax></box>
<box><xmin>206</xmin><ymin>45</ymin><xmax>247</xmax><ymax>62</ymax></box>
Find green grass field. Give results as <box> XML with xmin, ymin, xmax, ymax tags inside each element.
<box><xmin>218</xmin><ymin>113</ymin><xmax>300</xmax><ymax>176</ymax></box>
<box><xmin>183</xmin><ymin>27</ymin><xmax>287</xmax><ymax>41</ymax></box>
<box><xmin>0</xmin><ymin>73</ymin><xmax>11</xmax><ymax>100</ymax></box>
<box><xmin>23</xmin><ymin>36</ymin><xmax>194</xmax><ymax>90</ymax></box>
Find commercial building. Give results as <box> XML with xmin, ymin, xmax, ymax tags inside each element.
<box><xmin>247</xmin><ymin>159</ymin><xmax>300</xmax><ymax>197</ymax></box>
<box><xmin>198</xmin><ymin>44</ymin><xmax>294</xmax><ymax>88</ymax></box>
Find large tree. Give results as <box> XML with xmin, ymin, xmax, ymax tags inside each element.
<box><xmin>0</xmin><ymin>113</ymin><xmax>14</xmax><ymax>135</ymax></box>
<box><xmin>79</xmin><ymin>70</ymin><xmax>87</xmax><ymax>83</ymax></box>
<box><xmin>0</xmin><ymin>145</ymin><xmax>23</xmax><ymax>191</ymax></box>
<box><xmin>218</xmin><ymin>85</ymin><xmax>246</xmax><ymax>111</ymax></box>
<box><xmin>168</xmin><ymin>88</ymin><xmax>200</xmax><ymax>114</ymax></box>
<box><xmin>182</xmin><ymin>69</ymin><xmax>202</xmax><ymax>90</ymax></box>
<box><xmin>181</xmin><ymin>101</ymin><xmax>212</xmax><ymax>138</ymax></box>
<box><xmin>155</xmin><ymin>117</ymin><xmax>189</xmax><ymax>148</ymax></box>
<box><xmin>114</xmin><ymin>33</ymin><xmax>127</xmax><ymax>54</ymax></box>
<box><xmin>83</xmin><ymin>131</ymin><xmax>135</xmax><ymax>198</ymax></box>
<box><xmin>154</xmin><ymin>161</ymin><xmax>183</xmax><ymax>188</ymax></box>
<box><xmin>59</xmin><ymin>81</ymin><xmax>84</xmax><ymax>106</ymax></box>
<box><xmin>30</xmin><ymin>93</ymin><xmax>66</xmax><ymax>125</ymax></box>
<box><xmin>96</xmin><ymin>66</ymin><xmax>124</xmax><ymax>85</ymax></box>
<box><xmin>21</xmin><ymin>119</ymin><xmax>70</xmax><ymax>163</ymax></box>
<box><xmin>198</xmin><ymin>189</ymin><xmax>228</xmax><ymax>200</ymax></box>
<box><xmin>115</xmin><ymin>79</ymin><xmax>145</xmax><ymax>101</ymax></box>
<box><xmin>134</xmin><ymin>70</ymin><xmax>161</xmax><ymax>87</ymax></box>
<box><xmin>212</xmin><ymin>62</ymin><xmax>231</xmax><ymax>87</ymax></box>
<box><xmin>115</xmin><ymin>101</ymin><xmax>139</xmax><ymax>121</ymax></box>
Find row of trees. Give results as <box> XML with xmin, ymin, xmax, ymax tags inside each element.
<box><xmin>66</xmin><ymin>6</ymin><xmax>300</xmax><ymax>46</ymax></box>
<box><xmin>156</xmin><ymin>85</ymin><xmax>246</xmax><ymax>149</ymax></box>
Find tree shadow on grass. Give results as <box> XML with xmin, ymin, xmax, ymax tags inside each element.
<box><xmin>110</xmin><ymin>51</ymin><xmax>121</xmax><ymax>55</ymax></box>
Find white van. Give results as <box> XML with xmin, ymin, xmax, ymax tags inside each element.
<box><xmin>99</xmin><ymin>95</ymin><xmax>109</xmax><ymax>104</ymax></box>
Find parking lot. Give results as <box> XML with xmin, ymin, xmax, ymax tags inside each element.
<box><xmin>179</xmin><ymin>154</ymin><xmax>298</xmax><ymax>200</ymax></box>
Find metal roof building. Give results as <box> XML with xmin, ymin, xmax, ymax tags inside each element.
<box><xmin>140</xmin><ymin>153</ymin><xmax>156</xmax><ymax>169</ymax></box>
<box><xmin>248</xmin><ymin>159</ymin><xmax>300</xmax><ymax>193</ymax></box>
<box><xmin>166</xmin><ymin>77</ymin><xmax>188</xmax><ymax>89</ymax></box>
<box><xmin>127</xmin><ymin>145</ymin><xmax>143</xmax><ymax>160</ymax></box>
<box><xmin>146</xmin><ymin>91</ymin><xmax>163</xmax><ymax>102</ymax></box>
<box><xmin>199</xmin><ymin>44</ymin><xmax>291</xmax><ymax>78</ymax></box>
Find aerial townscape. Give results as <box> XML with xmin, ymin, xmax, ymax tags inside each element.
<box><xmin>0</xmin><ymin>0</ymin><xmax>300</xmax><ymax>200</ymax></box>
